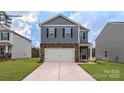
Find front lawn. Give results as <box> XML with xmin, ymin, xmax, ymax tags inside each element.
<box><xmin>80</xmin><ymin>61</ymin><xmax>124</xmax><ymax>81</ymax></box>
<box><xmin>0</xmin><ymin>58</ymin><xmax>41</xmax><ymax>81</ymax></box>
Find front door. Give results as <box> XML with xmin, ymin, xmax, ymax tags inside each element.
<box><xmin>80</xmin><ymin>48</ymin><xmax>87</xmax><ymax>60</ymax></box>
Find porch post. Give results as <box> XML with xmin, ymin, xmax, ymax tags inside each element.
<box><xmin>5</xmin><ymin>45</ymin><xmax>8</xmax><ymax>53</ymax></box>
<box><xmin>90</xmin><ymin>45</ymin><xmax>92</xmax><ymax>61</ymax></box>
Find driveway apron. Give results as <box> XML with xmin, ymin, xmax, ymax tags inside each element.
<box><xmin>23</xmin><ymin>62</ymin><xmax>95</xmax><ymax>81</ymax></box>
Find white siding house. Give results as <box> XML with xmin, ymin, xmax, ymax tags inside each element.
<box><xmin>11</xmin><ymin>32</ymin><xmax>31</xmax><ymax>59</ymax></box>
<box><xmin>0</xmin><ymin>25</ymin><xmax>31</xmax><ymax>59</ymax></box>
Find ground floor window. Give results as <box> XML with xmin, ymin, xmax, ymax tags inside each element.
<box><xmin>0</xmin><ymin>47</ymin><xmax>5</xmax><ymax>55</ymax></box>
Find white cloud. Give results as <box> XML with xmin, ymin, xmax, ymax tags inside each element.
<box><xmin>7</xmin><ymin>11</ymin><xmax>124</xmax><ymax>47</ymax></box>
<box><xmin>69</xmin><ymin>11</ymin><xmax>124</xmax><ymax>46</ymax></box>
<box><xmin>10</xmin><ymin>11</ymin><xmax>40</xmax><ymax>39</ymax></box>
<box><xmin>35</xmin><ymin>41</ymin><xmax>40</xmax><ymax>47</ymax></box>
<box><xmin>36</xmin><ymin>24</ymin><xmax>40</xmax><ymax>31</ymax></box>
<box><xmin>69</xmin><ymin>12</ymin><xmax>99</xmax><ymax>45</ymax></box>
<box><xmin>69</xmin><ymin>11</ymin><xmax>98</xmax><ymax>28</ymax></box>
<box><xmin>49</xmin><ymin>11</ymin><xmax>63</xmax><ymax>14</ymax></box>
<box><xmin>19</xmin><ymin>12</ymin><xmax>39</xmax><ymax>23</ymax></box>
<box><xmin>32</xmin><ymin>41</ymin><xmax>40</xmax><ymax>47</ymax></box>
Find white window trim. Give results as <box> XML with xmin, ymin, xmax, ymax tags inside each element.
<box><xmin>0</xmin><ymin>32</ymin><xmax>10</xmax><ymax>41</ymax></box>
<box><xmin>65</xmin><ymin>27</ymin><xmax>71</xmax><ymax>38</ymax></box>
<box><xmin>48</xmin><ymin>28</ymin><xmax>55</xmax><ymax>38</ymax></box>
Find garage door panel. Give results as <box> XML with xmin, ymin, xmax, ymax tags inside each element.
<box><xmin>45</xmin><ymin>48</ymin><xmax>75</xmax><ymax>62</ymax></box>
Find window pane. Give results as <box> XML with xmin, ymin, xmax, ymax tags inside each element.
<box><xmin>49</xmin><ymin>28</ymin><xmax>55</xmax><ymax>33</ymax></box>
<box><xmin>49</xmin><ymin>33</ymin><xmax>54</xmax><ymax>38</ymax></box>
<box><xmin>65</xmin><ymin>33</ymin><xmax>71</xmax><ymax>38</ymax></box>
<box><xmin>65</xmin><ymin>28</ymin><xmax>71</xmax><ymax>38</ymax></box>
<box><xmin>80</xmin><ymin>33</ymin><xmax>83</xmax><ymax>38</ymax></box>
<box><xmin>65</xmin><ymin>28</ymin><xmax>71</xmax><ymax>33</ymax></box>
<box><xmin>3</xmin><ymin>32</ymin><xmax>9</xmax><ymax>40</ymax></box>
<box><xmin>49</xmin><ymin>28</ymin><xmax>55</xmax><ymax>38</ymax></box>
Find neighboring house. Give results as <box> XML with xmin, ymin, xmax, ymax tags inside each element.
<box><xmin>0</xmin><ymin>24</ymin><xmax>31</xmax><ymax>59</ymax></box>
<box><xmin>39</xmin><ymin>14</ymin><xmax>92</xmax><ymax>62</ymax></box>
<box><xmin>96</xmin><ymin>22</ymin><xmax>124</xmax><ymax>62</ymax></box>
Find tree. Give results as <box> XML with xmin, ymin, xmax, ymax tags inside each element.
<box><xmin>32</xmin><ymin>47</ymin><xmax>39</xmax><ymax>58</ymax></box>
<box><xmin>0</xmin><ymin>11</ymin><xmax>22</xmax><ymax>28</ymax></box>
<box><xmin>0</xmin><ymin>11</ymin><xmax>12</xmax><ymax>27</ymax></box>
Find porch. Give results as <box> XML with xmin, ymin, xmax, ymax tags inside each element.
<box><xmin>79</xmin><ymin>43</ymin><xmax>92</xmax><ymax>61</ymax></box>
<box><xmin>0</xmin><ymin>43</ymin><xmax>12</xmax><ymax>61</ymax></box>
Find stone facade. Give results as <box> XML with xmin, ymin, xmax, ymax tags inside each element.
<box><xmin>40</xmin><ymin>43</ymin><xmax>79</xmax><ymax>62</ymax></box>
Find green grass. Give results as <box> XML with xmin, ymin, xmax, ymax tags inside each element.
<box><xmin>0</xmin><ymin>58</ymin><xmax>41</xmax><ymax>81</ymax></box>
<box><xmin>80</xmin><ymin>61</ymin><xmax>124</xmax><ymax>81</ymax></box>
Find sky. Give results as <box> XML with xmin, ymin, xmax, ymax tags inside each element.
<box><xmin>6</xmin><ymin>11</ymin><xmax>124</xmax><ymax>47</ymax></box>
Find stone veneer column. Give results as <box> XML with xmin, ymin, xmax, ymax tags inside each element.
<box><xmin>40</xmin><ymin>44</ymin><xmax>44</xmax><ymax>62</ymax></box>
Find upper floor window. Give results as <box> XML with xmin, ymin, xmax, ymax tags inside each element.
<box><xmin>64</xmin><ymin>28</ymin><xmax>73</xmax><ymax>38</ymax></box>
<box><xmin>46</xmin><ymin>28</ymin><xmax>56</xmax><ymax>38</ymax></box>
<box><xmin>80</xmin><ymin>32</ymin><xmax>86</xmax><ymax>40</ymax></box>
<box><xmin>0</xmin><ymin>32</ymin><xmax>9</xmax><ymax>41</ymax></box>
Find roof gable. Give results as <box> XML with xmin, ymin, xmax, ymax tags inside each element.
<box><xmin>39</xmin><ymin>14</ymin><xmax>89</xmax><ymax>31</ymax></box>
<box><xmin>0</xmin><ymin>25</ymin><xmax>11</xmax><ymax>31</ymax></box>
<box><xmin>96</xmin><ymin>22</ymin><xmax>124</xmax><ymax>41</ymax></box>
<box><xmin>0</xmin><ymin>25</ymin><xmax>31</xmax><ymax>42</ymax></box>
<box><xmin>40</xmin><ymin>14</ymin><xmax>78</xmax><ymax>25</ymax></box>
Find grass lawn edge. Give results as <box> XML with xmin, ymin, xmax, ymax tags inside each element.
<box><xmin>21</xmin><ymin>63</ymin><xmax>41</xmax><ymax>80</ymax></box>
<box><xmin>79</xmin><ymin>64</ymin><xmax>98</xmax><ymax>81</ymax></box>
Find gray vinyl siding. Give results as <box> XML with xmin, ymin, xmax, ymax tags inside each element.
<box><xmin>40</xmin><ymin>15</ymin><xmax>89</xmax><ymax>44</ymax></box>
<box><xmin>80</xmin><ymin>31</ymin><xmax>88</xmax><ymax>43</ymax></box>
<box><xmin>42</xmin><ymin>16</ymin><xmax>77</xmax><ymax>25</ymax></box>
<box><xmin>41</xmin><ymin>26</ymin><xmax>78</xmax><ymax>43</ymax></box>
<box><xmin>96</xmin><ymin>23</ymin><xmax>124</xmax><ymax>63</ymax></box>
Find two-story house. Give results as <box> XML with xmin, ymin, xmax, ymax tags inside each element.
<box><xmin>0</xmin><ymin>24</ymin><xmax>31</xmax><ymax>59</ymax></box>
<box><xmin>0</xmin><ymin>11</ymin><xmax>31</xmax><ymax>60</ymax></box>
<box><xmin>96</xmin><ymin>22</ymin><xmax>124</xmax><ymax>63</ymax></box>
<box><xmin>39</xmin><ymin>14</ymin><xmax>92</xmax><ymax>62</ymax></box>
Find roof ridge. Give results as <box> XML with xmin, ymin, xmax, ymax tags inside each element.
<box><xmin>0</xmin><ymin>25</ymin><xmax>31</xmax><ymax>42</ymax></box>
<box><xmin>39</xmin><ymin>14</ymin><xmax>89</xmax><ymax>31</ymax></box>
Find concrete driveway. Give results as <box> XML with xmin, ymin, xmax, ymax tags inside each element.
<box><xmin>23</xmin><ymin>62</ymin><xmax>95</xmax><ymax>81</ymax></box>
